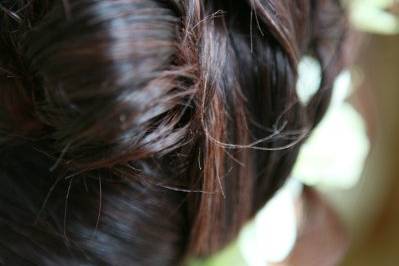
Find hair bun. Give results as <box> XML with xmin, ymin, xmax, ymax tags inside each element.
<box><xmin>2</xmin><ymin>0</ymin><xmax>197</xmax><ymax>169</ymax></box>
<box><xmin>0</xmin><ymin>0</ymin><xmax>347</xmax><ymax>265</ymax></box>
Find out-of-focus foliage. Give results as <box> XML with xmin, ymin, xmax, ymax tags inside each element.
<box><xmin>190</xmin><ymin>243</ymin><xmax>245</xmax><ymax>266</ymax></box>
<box><xmin>294</xmin><ymin>65</ymin><xmax>370</xmax><ymax>189</ymax></box>
<box><xmin>346</xmin><ymin>0</ymin><xmax>399</xmax><ymax>34</ymax></box>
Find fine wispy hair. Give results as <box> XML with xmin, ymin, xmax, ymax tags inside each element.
<box><xmin>0</xmin><ymin>0</ymin><xmax>347</xmax><ymax>265</ymax></box>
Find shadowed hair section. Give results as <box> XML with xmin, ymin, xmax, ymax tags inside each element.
<box><xmin>0</xmin><ymin>0</ymin><xmax>347</xmax><ymax>265</ymax></box>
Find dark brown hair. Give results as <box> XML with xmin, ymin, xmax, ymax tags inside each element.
<box><xmin>0</xmin><ymin>0</ymin><xmax>347</xmax><ymax>265</ymax></box>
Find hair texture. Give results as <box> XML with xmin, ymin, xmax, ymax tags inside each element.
<box><xmin>0</xmin><ymin>0</ymin><xmax>347</xmax><ymax>265</ymax></box>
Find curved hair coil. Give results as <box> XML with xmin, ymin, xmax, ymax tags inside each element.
<box><xmin>0</xmin><ymin>0</ymin><xmax>347</xmax><ymax>265</ymax></box>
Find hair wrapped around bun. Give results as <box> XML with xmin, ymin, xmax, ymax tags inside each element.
<box><xmin>0</xmin><ymin>0</ymin><xmax>347</xmax><ymax>265</ymax></box>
